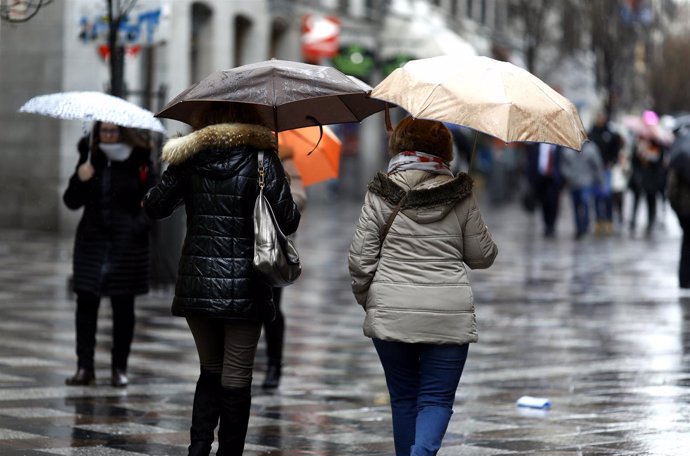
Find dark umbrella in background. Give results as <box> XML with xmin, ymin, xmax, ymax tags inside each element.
<box><xmin>156</xmin><ymin>59</ymin><xmax>388</xmax><ymax>133</ymax></box>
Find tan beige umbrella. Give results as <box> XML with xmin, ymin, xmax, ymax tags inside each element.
<box><xmin>370</xmin><ymin>55</ymin><xmax>588</xmax><ymax>151</ymax></box>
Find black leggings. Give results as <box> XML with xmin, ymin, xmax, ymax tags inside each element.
<box><xmin>75</xmin><ymin>292</ymin><xmax>135</xmax><ymax>371</ymax></box>
<box><xmin>263</xmin><ymin>287</ymin><xmax>284</xmax><ymax>362</ymax></box>
<box><xmin>186</xmin><ymin>317</ymin><xmax>262</xmax><ymax>389</ymax></box>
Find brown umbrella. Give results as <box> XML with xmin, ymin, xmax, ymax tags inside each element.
<box><xmin>370</xmin><ymin>55</ymin><xmax>588</xmax><ymax>150</ymax></box>
<box><xmin>156</xmin><ymin>59</ymin><xmax>387</xmax><ymax>132</ymax></box>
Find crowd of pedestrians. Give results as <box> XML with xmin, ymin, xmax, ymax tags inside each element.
<box><xmin>515</xmin><ymin>110</ymin><xmax>683</xmax><ymax>244</ymax></box>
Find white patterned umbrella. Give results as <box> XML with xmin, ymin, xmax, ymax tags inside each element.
<box><xmin>19</xmin><ymin>91</ymin><xmax>167</xmax><ymax>134</ymax></box>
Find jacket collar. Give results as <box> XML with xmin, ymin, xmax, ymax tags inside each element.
<box><xmin>368</xmin><ymin>171</ymin><xmax>473</xmax><ymax>209</ymax></box>
<box><xmin>162</xmin><ymin>123</ymin><xmax>275</xmax><ymax>165</ymax></box>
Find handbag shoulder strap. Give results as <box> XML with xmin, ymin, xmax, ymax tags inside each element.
<box><xmin>257</xmin><ymin>151</ymin><xmax>265</xmax><ymax>190</ymax></box>
<box><xmin>377</xmin><ymin>176</ymin><xmax>428</xmax><ymax>251</ymax></box>
<box><xmin>379</xmin><ymin>194</ymin><xmax>407</xmax><ymax>250</ymax></box>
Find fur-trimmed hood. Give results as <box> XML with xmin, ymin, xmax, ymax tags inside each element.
<box><xmin>161</xmin><ymin>123</ymin><xmax>275</xmax><ymax>165</ymax></box>
<box><xmin>369</xmin><ymin>170</ymin><xmax>474</xmax><ymax>223</ymax></box>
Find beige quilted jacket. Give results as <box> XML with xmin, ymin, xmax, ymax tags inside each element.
<box><xmin>348</xmin><ymin>169</ymin><xmax>498</xmax><ymax>345</ymax></box>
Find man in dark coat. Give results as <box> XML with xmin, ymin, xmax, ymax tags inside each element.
<box><xmin>526</xmin><ymin>142</ymin><xmax>564</xmax><ymax>237</ymax></box>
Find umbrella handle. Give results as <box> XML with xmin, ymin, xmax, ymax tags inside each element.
<box><xmin>384</xmin><ymin>105</ymin><xmax>393</xmax><ymax>132</ymax></box>
<box><xmin>305</xmin><ymin>116</ymin><xmax>323</xmax><ymax>156</ymax></box>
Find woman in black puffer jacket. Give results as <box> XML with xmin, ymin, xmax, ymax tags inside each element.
<box><xmin>63</xmin><ymin>121</ymin><xmax>155</xmax><ymax>388</ymax></box>
<box><xmin>143</xmin><ymin>105</ymin><xmax>300</xmax><ymax>456</ymax></box>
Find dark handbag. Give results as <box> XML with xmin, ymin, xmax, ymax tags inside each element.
<box><xmin>252</xmin><ymin>151</ymin><xmax>302</xmax><ymax>287</ymax></box>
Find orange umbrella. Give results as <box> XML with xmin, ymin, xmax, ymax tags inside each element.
<box><xmin>278</xmin><ymin>125</ymin><xmax>342</xmax><ymax>187</ymax></box>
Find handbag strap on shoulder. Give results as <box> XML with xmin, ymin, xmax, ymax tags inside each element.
<box><xmin>379</xmin><ymin>194</ymin><xmax>407</xmax><ymax>250</ymax></box>
<box><xmin>377</xmin><ymin>178</ymin><xmax>425</xmax><ymax>252</ymax></box>
<box><xmin>257</xmin><ymin>151</ymin><xmax>265</xmax><ymax>190</ymax></box>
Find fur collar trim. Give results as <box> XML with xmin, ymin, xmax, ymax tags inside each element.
<box><xmin>368</xmin><ymin>172</ymin><xmax>474</xmax><ymax>208</ymax></box>
<box><xmin>162</xmin><ymin>123</ymin><xmax>275</xmax><ymax>165</ymax></box>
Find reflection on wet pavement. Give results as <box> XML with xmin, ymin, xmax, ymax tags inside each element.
<box><xmin>0</xmin><ymin>198</ymin><xmax>689</xmax><ymax>455</ymax></box>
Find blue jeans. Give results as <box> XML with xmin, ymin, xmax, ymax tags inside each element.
<box><xmin>570</xmin><ymin>187</ymin><xmax>592</xmax><ymax>237</ymax></box>
<box><xmin>373</xmin><ymin>339</ymin><xmax>469</xmax><ymax>456</ymax></box>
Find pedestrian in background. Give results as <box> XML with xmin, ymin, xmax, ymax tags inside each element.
<box><xmin>526</xmin><ymin>142</ymin><xmax>564</xmax><ymax>237</ymax></box>
<box><xmin>588</xmin><ymin>112</ymin><xmax>624</xmax><ymax>235</ymax></box>
<box><xmin>348</xmin><ymin>117</ymin><xmax>498</xmax><ymax>456</ymax></box>
<box><xmin>629</xmin><ymin>135</ymin><xmax>667</xmax><ymax>236</ymax></box>
<box><xmin>63</xmin><ymin>121</ymin><xmax>154</xmax><ymax>388</ymax></box>
<box><xmin>667</xmin><ymin>130</ymin><xmax>690</xmax><ymax>289</ymax></box>
<box><xmin>261</xmin><ymin>144</ymin><xmax>307</xmax><ymax>389</ymax></box>
<box><xmin>143</xmin><ymin>105</ymin><xmax>300</xmax><ymax>456</ymax></box>
<box><xmin>559</xmin><ymin>142</ymin><xmax>605</xmax><ymax>240</ymax></box>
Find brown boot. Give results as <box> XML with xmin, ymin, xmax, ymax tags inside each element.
<box><xmin>65</xmin><ymin>368</ymin><xmax>95</xmax><ymax>386</ymax></box>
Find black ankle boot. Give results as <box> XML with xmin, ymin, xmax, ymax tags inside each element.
<box><xmin>65</xmin><ymin>367</ymin><xmax>95</xmax><ymax>386</ymax></box>
<box><xmin>261</xmin><ymin>361</ymin><xmax>282</xmax><ymax>389</ymax></box>
<box><xmin>111</xmin><ymin>368</ymin><xmax>128</xmax><ymax>387</ymax></box>
<box><xmin>188</xmin><ymin>369</ymin><xmax>222</xmax><ymax>456</ymax></box>
<box><xmin>216</xmin><ymin>386</ymin><xmax>252</xmax><ymax>456</ymax></box>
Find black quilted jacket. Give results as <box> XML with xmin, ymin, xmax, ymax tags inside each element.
<box><xmin>143</xmin><ymin>123</ymin><xmax>300</xmax><ymax>321</ymax></box>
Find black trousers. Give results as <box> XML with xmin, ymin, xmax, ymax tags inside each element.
<box><xmin>534</xmin><ymin>175</ymin><xmax>561</xmax><ymax>235</ymax></box>
<box><xmin>75</xmin><ymin>292</ymin><xmax>135</xmax><ymax>371</ymax></box>
<box><xmin>263</xmin><ymin>287</ymin><xmax>285</xmax><ymax>362</ymax></box>
<box><xmin>680</xmin><ymin>216</ymin><xmax>690</xmax><ymax>288</ymax></box>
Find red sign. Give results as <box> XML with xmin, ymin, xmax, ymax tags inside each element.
<box><xmin>97</xmin><ymin>44</ymin><xmax>142</xmax><ymax>61</ymax></box>
<box><xmin>302</xmin><ymin>15</ymin><xmax>340</xmax><ymax>62</ymax></box>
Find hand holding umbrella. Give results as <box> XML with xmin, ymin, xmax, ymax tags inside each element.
<box><xmin>77</xmin><ymin>161</ymin><xmax>95</xmax><ymax>182</ymax></box>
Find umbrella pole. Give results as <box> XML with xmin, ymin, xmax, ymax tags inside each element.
<box><xmin>384</xmin><ymin>105</ymin><xmax>392</xmax><ymax>132</ymax></box>
<box><xmin>88</xmin><ymin>128</ymin><xmax>95</xmax><ymax>163</ymax></box>
<box><xmin>273</xmin><ymin>106</ymin><xmax>279</xmax><ymax>149</ymax></box>
<box><xmin>467</xmin><ymin>131</ymin><xmax>478</xmax><ymax>174</ymax></box>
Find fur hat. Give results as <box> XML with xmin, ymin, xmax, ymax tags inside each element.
<box><xmin>389</xmin><ymin>116</ymin><xmax>453</xmax><ymax>162</ymax></box>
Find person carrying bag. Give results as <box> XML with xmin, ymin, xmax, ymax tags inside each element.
<box><xmin>143</xmin><ymin>104</ymin><xmax>300</xmax><ymax>456</ymax></box>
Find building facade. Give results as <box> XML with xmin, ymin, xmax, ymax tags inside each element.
<box><xmin>1</xmin><ymin>0</ymin><xmax>579</xmax><ymax>232</ymax></box>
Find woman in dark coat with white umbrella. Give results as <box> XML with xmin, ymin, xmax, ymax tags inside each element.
<box><xmin>63</xmin><ymin>121</ymin><xmax>155</xmax><ymax>387</ymax></box>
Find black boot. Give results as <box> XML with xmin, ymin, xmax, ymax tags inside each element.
<box><xmin>216</xmin><ymin>386</ymin><xmax>252</xmax><ymax>456</ymax></box>
<box><xmin>65</xmin><ymin>367</ymin><xmax>95</xmax><ymax>386</ymax></box>
<box><xmin>188</xmin><ymin>368</ymin><xmax>222</xmax><ymax>456</ymax></box>
<box><xmin>261</xmin><ymin>360</ymin><xmax>282</xmax><ymax>389</ymax></box>
<box><xmin>111</xmin><ymin>368</ymin><xmax>128</xmax><ymax>387</ymax></box>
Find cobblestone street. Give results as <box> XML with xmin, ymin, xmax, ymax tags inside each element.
<box><xmin>0</xmin><ymin>195</ymin><xmax>688</xmax><ymax>456</ymax></box>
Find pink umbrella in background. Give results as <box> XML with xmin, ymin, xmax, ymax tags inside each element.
<box><xmin>621</xmin><ymin>110</ymin><xmax>674</xmax><ymax>146</ymax></box>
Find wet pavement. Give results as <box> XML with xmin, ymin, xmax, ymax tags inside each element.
<box><xmin>1</xmin><ymin>194</ymin><xmax>689</xmax><ymax>456</ymax></box>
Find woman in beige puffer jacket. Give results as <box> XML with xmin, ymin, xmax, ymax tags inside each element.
<box><xmin>348</xmin><ymin>116</ymin><xmax>497</xmax><ymax>456</ymax></box>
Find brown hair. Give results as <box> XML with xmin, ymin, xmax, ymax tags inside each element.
<box><xmin>389</xmin><ymin>116</ymin><xmax>453</xmax><ymax>162</ymax></box>
<box><xmin>190</xmin><ymin>103</ymin><xmax>267</xmax><ymax>130</ymax></box>
<box><xmin>92</xmin><ymin>121</ymin><xmax>150</xmax><ymax>149</ymax></box>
